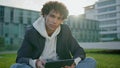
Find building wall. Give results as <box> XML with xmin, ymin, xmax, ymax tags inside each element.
<box><xmin>65</xmin><ymin>15</ymin><xmax>100</xmax><ymax>42</ymax></box>
<box><xmin>0</xmin><ymin>5</ymin><xmax>100</xmax><ymax>45</ymax></box>
<box><xmin>85</xmin><ymin>0</ymin><xmax>120</xmax><ymax>42</ymax></box>
<box><xmin>84</xmin><ymin>5</ymin><xmax>97</xmax><ymax>20</ymax></box>
<box><xmin>96</xmin><ymin>0</ymin><xmax>120</xmax><ymax>41</ymax></box>
<box><xmin>0</xmin><ymin>6</ymin><xmax>40</xmax><ymax>45</ymax></box>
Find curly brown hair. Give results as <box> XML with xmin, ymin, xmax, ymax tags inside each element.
<box><xmin>41</xmin><ymin>1</ymin><xmax>69</xmax><ymax>19</ymax></box>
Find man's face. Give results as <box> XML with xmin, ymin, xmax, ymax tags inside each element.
<box><xmin>44</xmin><ymin>10</ymin><xmax>64</xmax><ymax>31</ymax></box>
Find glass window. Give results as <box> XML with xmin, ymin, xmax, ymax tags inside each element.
<box><xmin>101</xmin><ymin>26</ymin><xmax>117</xmax><ymax>31</ymax></box>
<box><xmin>0</xmin><ymin>6</ymin><xmax>4</xmax><ymax>22</ymax></box>
<box><xmin>97</xmin><ymin>0</ymin><xmax>116</xmax><ymax>7</ymax></box>
<box><xmin>10</xmin><ymin>8</ymin><xmax>14</xmax><ymax>22</ymax></box>
<box><xmin>98</xmin><ymin>13</ymin><xmax>116</xmax><ymax>19</ymax></box>
<box><xmin>102</xmin><ymin>34</ymin><xmax>117</xmax><ymax>38</ymax></box>
<box><xmin>98</xmin><ymin>6</ymin><xmax>116</xmax><ymax>13</ymax></box>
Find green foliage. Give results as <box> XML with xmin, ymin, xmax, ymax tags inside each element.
<box><xmin>0</xmin><ymin>45</ymin><xmax>20</xmax><ymax>51</ymax></box>
<box><xmin>5</xmin><ymin>45</ymin><xmax>20</xmax><ymax>50</ymax></box>
<box><xmin>113</xmin><ymin>38</ymin><xmax>120</xmax><ymax>41</ymax></box>
<box><xmin>0</xmin><ymin>37</ymin><xmax>4</xmax><ymax>47</ymax></box>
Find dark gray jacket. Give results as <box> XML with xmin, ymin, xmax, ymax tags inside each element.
<box><xmin>16</xmin><ymin>24</ymin><xmax>86</xmax><ymax>65</ymax></box>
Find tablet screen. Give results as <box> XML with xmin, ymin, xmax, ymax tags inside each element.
<box><xmin>45</xmin><ymin>59</ymin><xmax>74</xmax><ymax>68</ymax></box>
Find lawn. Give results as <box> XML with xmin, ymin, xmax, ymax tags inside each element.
<box><xmin>85</xmin><ymin>49</ymin><xmax>120</xmax><ymax>68</ymax></box>
<box><xmin>0</xmin><ymin>53</ymin><xmax>16</xmax><ymax>68</ymax></box>
<box><xmin>0</xmin><ymin>49</ymin><xmax>120</xmax><ymax>68</ymax></box>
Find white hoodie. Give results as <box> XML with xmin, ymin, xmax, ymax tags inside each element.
<box><xmin>29</xmin><ymin>16</ymin><xmax>61</xmax><ymax>68</ymax></box>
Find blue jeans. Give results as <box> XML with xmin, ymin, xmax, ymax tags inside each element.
<box><xmin>76</xmin><ymin>57</ymin><xmax>96</xmax><ymax>68</ymax></box>
<box><xmin>10</xmin><ymin>57</ymin><xmax>96</xmax><ymax>68</ymax></box>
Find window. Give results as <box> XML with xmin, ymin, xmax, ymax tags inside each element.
<box><xmin>10</xmin><ymin>8</ymin><xmax>14</xmax><ymax>22</ymax></box>
<box><xmin>0</xmin><ymin>6</ymin><xmax>4</xmax><ymax>22</ymax></box>
<box><xmin>101</xmin><ymin>27</ymin><xmax>117</xmax><ymax>31</ymax></box>
<box><xmin>5</xmin><ymin>33</ymin><xmax>8</xmax><ymax>37</ymax></box>
<box><xmin>102</xmin><ymin>34</ymin><xmax>117</xmax><ymax>38</ymax></box>
<box><xmin>98</xmin><ymin>6</ymin><xmax>116</xmax><ymax>13</ymax></box>
<box><xmin>97</xmin><ymin>0</ymin><xmax>116</xmax><ymax>7</ymax></box>
<box><xmin>19</xmin><ymin>17</ymin><xmax>23</xmax><ymax>23</ymax></box>
<box><xmin>101</xmin><ymin>20</ymin><xmax>117</xmax><ymax>25</ymax></box>
<box><xmin>98</xmin><ymin>13</ymin><xmax>116</xmax><ymax>19</ymax></box>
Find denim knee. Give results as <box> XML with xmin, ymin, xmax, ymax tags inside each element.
<box><xmin>76</xmin><ymin>57</ymin><xmax>96</xmax><ymax>68</ymax></box>
<box><xmin>10</xmin><ymin>63</ymin><xmax>32</xmax><ymax>68</ymax></box>
<box><xmin>85</xmin><ymin>57</ymin><xmax>96</xmax><ymax>64</ymax></box>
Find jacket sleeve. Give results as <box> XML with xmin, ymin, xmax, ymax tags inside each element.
<box><xmin>66</xmin><ymin>25</ymin><xmax>86</xmax><ymax>60</ymax></box>
<box><xmin>16</xmin><ymin>29</ymin><xmax>33</xmax><ymax>65</ymax></box>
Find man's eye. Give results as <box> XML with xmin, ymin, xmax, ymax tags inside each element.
<box><xmin>58</xmin><ymin>17</ymin><xmax>62</xmax><ymax>20</ymax></box>
<box><xmin>50</xmin><ymin>15</ymin><xmax>55</xmax><ymax>18</ymax></box>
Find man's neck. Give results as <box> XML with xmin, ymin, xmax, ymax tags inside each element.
<box><xmin>46</xmin><ymin>29</ymin><xmax>55</xmax><ymax>36</ymax></box>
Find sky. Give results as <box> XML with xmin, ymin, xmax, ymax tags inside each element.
<box><xmin>0</xmin><ymin>0</ymin><xmax>98</xmax><ymax>15</ymax></box>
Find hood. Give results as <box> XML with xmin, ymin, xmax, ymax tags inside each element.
<box><xmin>33</xmin><ymin>16</ymin><xmax>61</xmax><ymax>40</ymax></box>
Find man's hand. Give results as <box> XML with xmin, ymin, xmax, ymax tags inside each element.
<box><xmin>64</xmin><ymin>63</ymin><xmax>76</xmax><ymax>68</ymax></box>
<box><xmin>36</xmin><ymin>59</ymin><xmax>46</xmax><ymax>68</ymax></box>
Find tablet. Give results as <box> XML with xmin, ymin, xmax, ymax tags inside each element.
<box><xmin>45</xmin><ymin>59</ymin><xmax>74</xmax><ymax>68</ymax></box>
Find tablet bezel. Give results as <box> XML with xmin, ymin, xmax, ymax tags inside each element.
<box><xmin>45</xmin><ymin>59</ymin><xmax>74</xmax><ymax>68</ymax></box>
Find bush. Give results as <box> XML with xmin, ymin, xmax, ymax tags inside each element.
<box><xmin>5</xmin><ymin>45</ymin><xmax>20</xmax><ymax>51</ymax></box>
<box><xmin>0</xmin><ymin>37</ymin><xmax>4</xmax><ymax>47</ymax></box>
<box><xmin>0</xmin><ymin>44</ymin><xmax>20</xmax><ymax>51</ymax></box>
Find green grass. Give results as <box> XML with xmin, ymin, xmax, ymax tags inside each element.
<box><xmin>0</xmin><ymin>53</ymin><xmax>16</xmax><ymax>68</ymax></box>
<box><xmin>86</xmin><ymin>49</ymin><xmax>120</xmax><ymax>68</ymax></box>
<box><xmin>0</xmin><ymin>50</ymin><xmax>120</xmax><ymax>68</ymax></box>
<box><xmin>87</xmin><ymin>53</ymin><xmax>120</xmax><ymax>68</ymax></box>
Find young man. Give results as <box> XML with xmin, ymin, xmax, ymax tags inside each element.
<box><xmin>11</xmin><ymin>1</ymin><xmax>96</xmax><ymax>68</ymax></box>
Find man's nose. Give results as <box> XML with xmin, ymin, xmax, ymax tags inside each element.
<box><xmin>53</xmin><ymin>18</ymin><xmax>58</xmax><ymax>24</ymax></box>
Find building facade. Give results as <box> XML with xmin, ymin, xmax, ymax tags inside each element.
<box><xmin>85</xmin><ymin>0</ymin><xmax>120</xmax><ymax>42</ymax></box>
<box><xmin>0</xmin><ymin>5</ymin><xmax>40</xmax><ymax>45</ymax></box>
<box><xmin>84</xmin><ymin>5</ymin><xmax>97</xmax><ymax>20</ymax></box>
<box><xmin>0</xmin><ymin>5</ymin><xmax>100</xmax><ymax>46</ymax></box>
<box><xmin>96</xmin><ymin>0</ymin><xmax>120</xmax><ymax>41</ymax></box>
<box><xmin>65</xmin><ymin>15</ymin><xmax>100</xmax><ymax>42</ymax></box>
